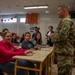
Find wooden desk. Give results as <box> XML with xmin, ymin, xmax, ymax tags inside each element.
<box><xmin>41</xmin><ymin>47</ymin><xmax>54</xmax><ymax>75</ymax></box>
<box><xmin>13</xmin><ymin>47</ymin><xmax>53</xmax><ymax>75</ymax></box>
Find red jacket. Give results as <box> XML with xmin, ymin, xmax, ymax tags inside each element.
<box><xmin>0</xmin><ymin>40</ymin><xmax>26</xmax><ymax>64</ymax></box>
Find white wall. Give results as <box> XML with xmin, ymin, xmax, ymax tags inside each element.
<box><xmin>0</xmin><ymin>14</ymin><xmax>75</xmax><ymax>44</ymax></box>
<box><xmin>0</xmin><ymin>15</ymin><xmax>37</xmax><ymax>37</ymax></box>
<box><xmin>39</xmin><ymin>13</ymin><xmax>75</xmax><ymax>44</ymax></box>
<box><xmin>38</xmin><ymin>13</ymin><xmax>59</xmax><ymax>44</ymax></box>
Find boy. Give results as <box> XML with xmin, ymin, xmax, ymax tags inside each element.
<box><xmin>22</xmin><ymin>32</ymin><xmax>40</xmax><ymax>50</ymax></box>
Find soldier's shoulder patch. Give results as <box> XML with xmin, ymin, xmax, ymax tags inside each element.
<box><xmin>61</xmin><ymin>20</ymin><xmax>71</xmax><ymax>31</ymax></box>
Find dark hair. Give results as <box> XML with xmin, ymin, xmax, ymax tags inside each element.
<box><xmin>11</xmin><ymin>33</ymin><xmax>18</xmax><ymax>43</ymax></box>
<box><xmin>34</xmin><ymin>27</ymin><xmax>37</xmax><ymax>29</ymax></box>
<box><xmin>22</xmin><ymin>33</ymin><xmax>24</xmax><ymax>38</ymax></box>
<box><xmin>25</xmin><ymin>32</ymin><xmax>31</xmax><ymax>36</ymax></box>
<box><xmin>2</xmin><ymin>28</ymin><xmax>9</xmax><ymax>33</ymax></box>
<box><xmin>12</xmin><ymin>33</ymin><xmax>16</xmax><ymax>36</ymax></box>
<box><xmin>0</xmin><ymin>32</ymin><xmax>2</xmax><ymax>36</ymax></box>
<box><xmin>48</xmin><ymin>26</ymin><xmax>53</xmax><ymax>29</ymax></box>
<box><xmin>34</xmin><ymin>26</ymin><xmax>40</xmax><ymax>29</ymax></box>
<box><xmin>34</xmin><ymin>32</ymin><xmax>42</xmax><ymax>45</ymax></box>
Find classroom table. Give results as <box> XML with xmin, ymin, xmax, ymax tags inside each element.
<box><xmin>13</xmin><ymin>47</ymin><xmax>54</xmax><ymax>75</ymax></box>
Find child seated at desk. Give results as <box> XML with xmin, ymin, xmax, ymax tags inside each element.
<box><xmin>0</xmin><ymin>32</ymin><xmax>35</xmax><ymax>75</ymax></box>
<box><xmin>32</xmin><ymin>32</ymin><xmax>42</xmax><ymax>45</ymax></box>
<box><xmin>22</xmin><ymin>32</ymin><xmax>40</xmax><ymax>50</ymax></box>
<box><xmin>22</xmin><ymin>32</ymin><xmax>46</xmax><ymax>75</ymax></box>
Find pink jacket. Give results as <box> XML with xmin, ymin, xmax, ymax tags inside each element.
<box><xmin>0</xmin><ymin>40</ymin><xmax>26</xmax><ymax>64</ymax></box>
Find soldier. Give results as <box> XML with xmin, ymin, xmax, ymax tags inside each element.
<box><xmin>51</xmin><ymin>5</ymin><xmax>74</xmax><ymax>75</ymax></box>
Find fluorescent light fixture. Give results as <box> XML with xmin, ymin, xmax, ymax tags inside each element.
<box><xmin>24</xmin><ymin>5</ymin><xmax>48</xmax><ymax>9</ymax></box>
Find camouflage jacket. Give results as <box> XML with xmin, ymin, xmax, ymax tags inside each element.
<box><xmin>51</xmin><ymin>16</ymin><xmax>74</xmax><ymax>56</ymax></box>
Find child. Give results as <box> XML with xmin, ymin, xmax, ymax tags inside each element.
<box><xmin>22</xmin><ymin>32</ymin><xmax>40</xmax><ymax>50</ymax></box>
<box><xmin>22</xmin><ymin>32</ymin><xmax>46</xmax><ymax>75</ymax></box>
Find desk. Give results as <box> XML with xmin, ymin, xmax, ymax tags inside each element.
<box><xmin>13</xmin><ymin>47</ymin><xmax>54</xmax><ymax>75</ymax></box>
<box><xmin>41</xmin><ymin>47</ymin><xmax>54</xmax><ymax>75</ymax></box>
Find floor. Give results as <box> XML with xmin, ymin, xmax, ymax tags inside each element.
<box><xmin>52</xmin><ymin>64</ymin><xmax>75</xmax><ymax>75</ymax></box>
<box><xmin>4</xmin><ymin>64</ymin><xmax>75</xmax><ymax>75</ymax></box>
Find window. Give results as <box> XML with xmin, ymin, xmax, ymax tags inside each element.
<box><xmin>2</xmin><ymin>18</ymin><xmax>17</xmax><ymax>23</ymax></box>
<box><xmin>20</xmin><ymin>18</ymin><xmax>26</xmax><ymax>23</ymax></box>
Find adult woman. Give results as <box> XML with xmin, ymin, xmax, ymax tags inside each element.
<box><xmin>0</xmin><ymin>32</ymin><xmax>35</xmax><ymax>75</ymax></box>
<box><xmin>46</xmin><ymin>26</ymin><xmax>54</xmax><ymax>47</ymax></box>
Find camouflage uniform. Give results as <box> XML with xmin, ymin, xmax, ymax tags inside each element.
<box><xmin>51</xmin><ymin>16</ymin><xmax>74</xmax><ymax>75</ymax></box>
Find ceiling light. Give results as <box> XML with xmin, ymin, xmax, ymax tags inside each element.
<box><xmin>24</xmin><ymin>5</ymin><xmax>48</xmax><ymax>9</ymax></box>
<box><xmin>45</xmin><ymin>10</ymin><xmax>50</xmax><ymax>13</ymax></box>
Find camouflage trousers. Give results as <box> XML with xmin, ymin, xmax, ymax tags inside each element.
<box><xmin>57</xmin><ymin>55</ymin><xmax>73</xmax><ymax>75</ymax></box>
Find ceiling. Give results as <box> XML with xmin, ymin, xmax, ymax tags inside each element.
<box><xmin>0</xmin><ymin>0</ymin><xmax>75</xmax><ymax>15</ymax></box>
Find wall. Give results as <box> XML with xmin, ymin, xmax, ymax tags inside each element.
<box><xmin>0</xmin><ymin>15</ymin><xmax>37</xmax><ymax>37</ymax></box>
<box><xmin>39</xmin><ymin>13</ymin><xmax>75</xmax><ymax>44</ymax></box>
<box><xmin>0</xmin><ymin>14</ymin><xmax>75</xmax><ymax>44</ymax></box>
<box><xmin>39</xmin><ymin>13</ymin><xmax>59</xmax><ymax>44</ymax></box>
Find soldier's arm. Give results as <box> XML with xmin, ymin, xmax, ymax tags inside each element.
<box><xmin>51</xmin><ymin>20</ymin><xmax>71</xmax><ymax>43</ymax></box>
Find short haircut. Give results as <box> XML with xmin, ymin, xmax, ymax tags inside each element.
<box><xmin>58</xmin><ymin>5</ymin><xmax>70</xmax><ymax>12</ymax></box>
<box><xmin>25</xmin><ymin>32</ymin><xmax>31</xmax><ymax>36</ymax></box>
<box><xmin>48</xmin><ymin>26</ymin><xmax>53</xmax><ymax>29</ymax></box>
<box><xmin>34</xmin><ymin>26</ymin><xmax>40</xmax><ymax>29</ymax></box>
